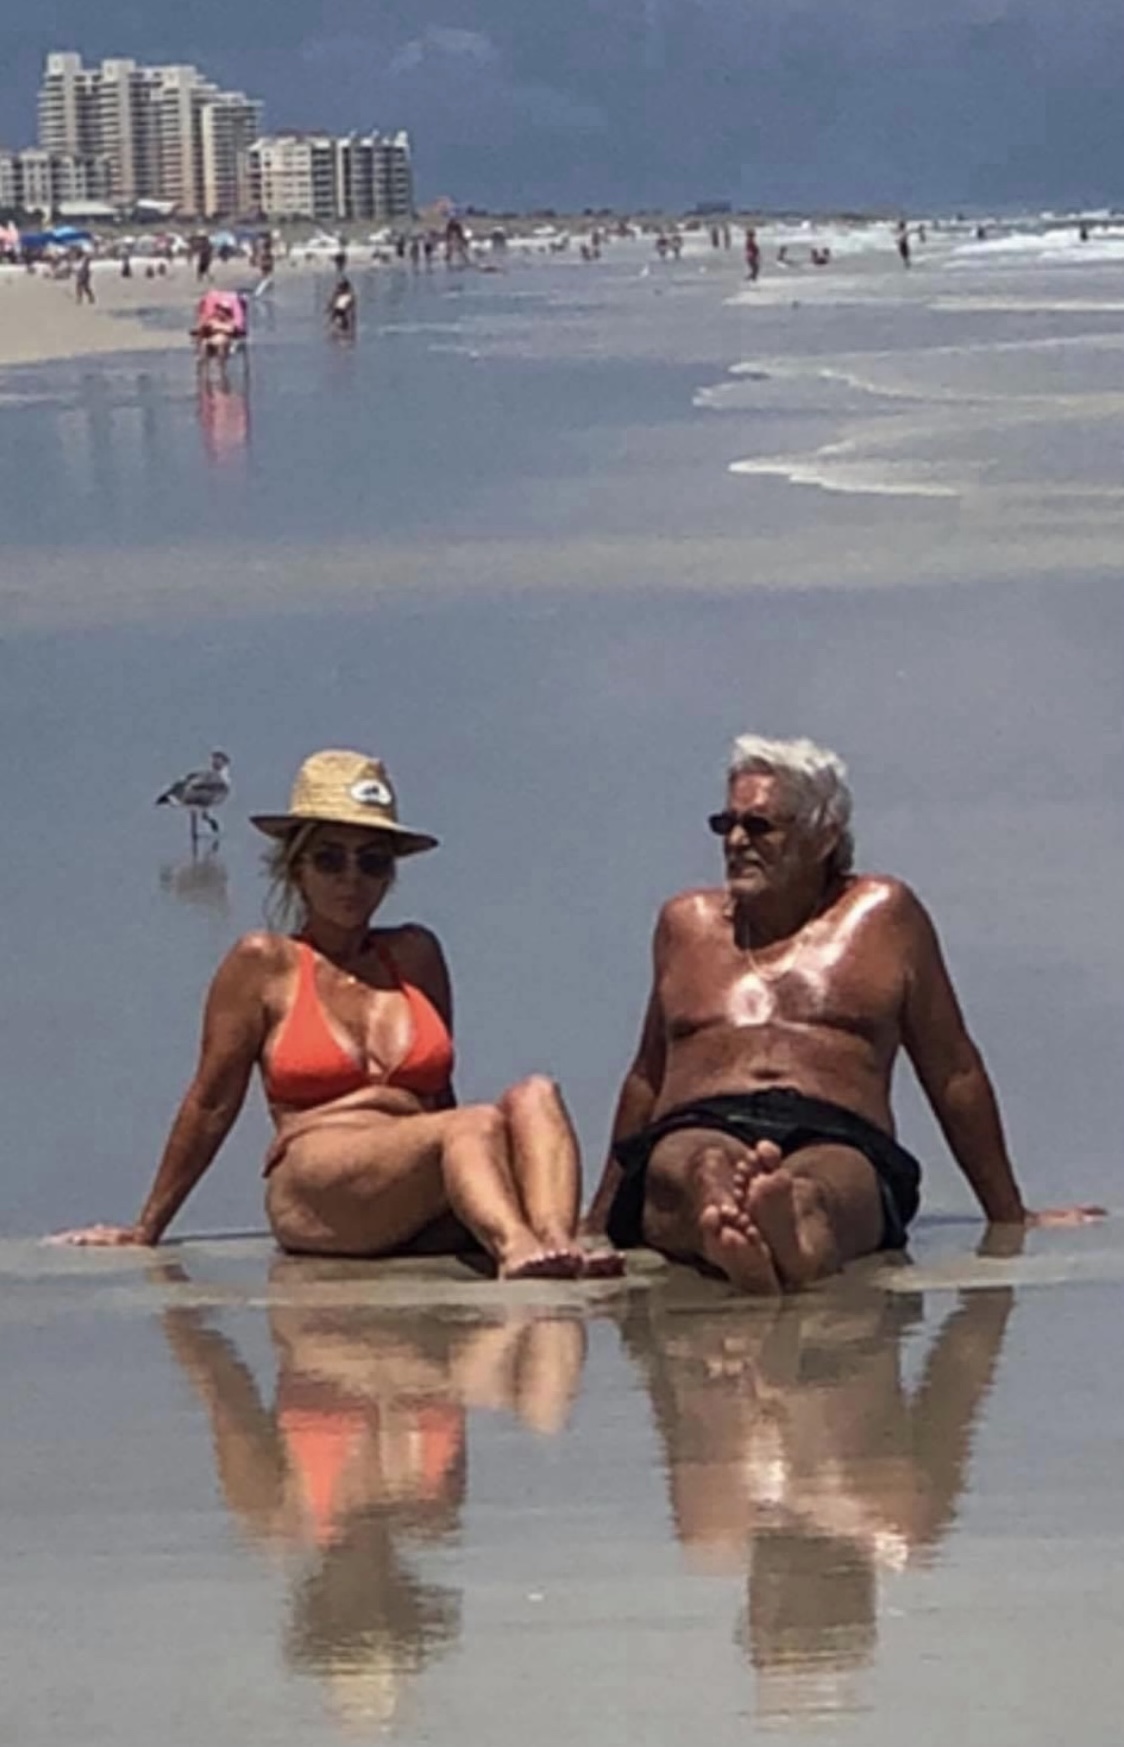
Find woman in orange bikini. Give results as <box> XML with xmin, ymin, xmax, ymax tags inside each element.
<box><xmin>57</xmin><ymin>749</ymin><xmax>618</xmax><ymax>1278</ymax></box>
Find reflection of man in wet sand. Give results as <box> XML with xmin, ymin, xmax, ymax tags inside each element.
<box><xmin>621</xmin><ymin>1276</ymin><xmax>1014</xmax><ymax>1715</ymax></box>
<box><xmin>586</xmin><ymin>736</ymin><xmax>1100</xmax><ymax>1293</ymax></box>
<box><xmin>160</xmin><ymin>1263</ymin><xmax>588</xmax><ymax>1727</ymax></box>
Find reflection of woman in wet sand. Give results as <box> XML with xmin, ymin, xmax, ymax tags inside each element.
<box><xmin>56</xmin><ymin>750</ymin><xmax>620</xmax><ymax>1279</ymax></box>
<box><xmin>159</xmin><ymin>1269</ymin><xmax>588</xmax><ymax>1729</ymax></box>
<box><xmin>620</xmin><ymin>1272</ymin><xmax>1014</xmax><ymax>1714</ymax></box>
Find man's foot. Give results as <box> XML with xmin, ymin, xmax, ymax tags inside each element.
<box><xmin>690</xmin><ymin>1146</ymin><xmax>781</xmax><ymax>1295</ymax></box>
<box><xmin>744</xmin><ymin>1170</ymin><xmax>837</xmax><ymax>1289</ymax></box>
<box><xmin>579</xmin><ymin>1248</ymin><xmax>626</xmax><ymax>1280</ymax></box>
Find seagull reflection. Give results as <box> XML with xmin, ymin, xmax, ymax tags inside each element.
<box><xmin>620</xmin><ymin>1264</ymin><xmax>1017</xmax><ymax>1723</ymax></box>
<box><xmin>157</xmin><ymin>1259</ymin><xmax>589</xmax><ymax>1735</ymax></box>
<box><xmin>158</xmin><ymin>848</ymin><xmax>230</xmax><ymax>915</ymax></box>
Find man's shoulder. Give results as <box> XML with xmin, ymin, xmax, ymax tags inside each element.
<box><xmin>842</xmin><ymin>873</ymin><xmax>930</xmax><ymax>930</ymax></box>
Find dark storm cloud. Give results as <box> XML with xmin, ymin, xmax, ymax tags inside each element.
<box><xmin>4</xmin><ymin>1</ymin><xmax>1124</xmax><ymax>209</ymax></box>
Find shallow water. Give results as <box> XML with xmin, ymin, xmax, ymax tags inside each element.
<box><xmin>4</xmin><ymin>1231</ymin><xmax>1124</xmax><ymax>1745</ymax></box>
<box><xmin>2</xmin><ymin>228</ymin><xmax>1124</xmax><ymax>1741</ymax></box>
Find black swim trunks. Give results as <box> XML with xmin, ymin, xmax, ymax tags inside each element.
<box><xmin>607</xmin><ymin>1087</ymin><xmax>921</xmax><ymax>1253</ymax></box>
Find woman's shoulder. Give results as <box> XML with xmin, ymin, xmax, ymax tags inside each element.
<box><xmin>216</xmin><ymin>930</ymin><xmax>298</xmax><ymax>982</ymax></box>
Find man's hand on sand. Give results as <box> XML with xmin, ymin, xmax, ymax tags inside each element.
<box><xmin>45</xmin><ymin>1225</ymin><xmax>151</xmax><ymax>1247</ymax></box>
<box><xmin>1024</xmin><ymin>1205</ymin><xmax>1107</xmax><ymax>1227</ymax></box>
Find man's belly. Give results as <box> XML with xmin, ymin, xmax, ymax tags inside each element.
<box><xmin>654</xmin><ymin>1023</ymin><xmax>896</xmax><ymax>1134</ymax></box>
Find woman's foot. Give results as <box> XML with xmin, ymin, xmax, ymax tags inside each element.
<box><xmin>498</xmin><ymin>1235</ymin><xmax>584</xmax><ymax>1281</ymax></box>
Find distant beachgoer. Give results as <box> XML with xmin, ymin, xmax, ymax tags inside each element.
<box><xmin>896</xmin><ymin>221</ymin><xmax>911</xmax><ymax>267</ymax></box>
<box><xmin>584</xmin><ymin>734</ymin><xmax>1102</xmax><ymax>1293</ymax></box>
<box><xmin>409</xmin><ymin>235</ymin><xmax>421</xmax><ymax>269</ymax></box>
<box><xmin>327</xmin><ymin>275</ymin><xmax>357</xmax><ymax>337</ymax></box>
<box><xmin>52</xmin><ymin>751</ymin><xmax>623</xmax><ymax>1277</ymax></box>
<box><xmin>75</xmin><ymin>255</ymin><xmax>95</xmax><ymax>305</ymax></box>
<box><xmin>423</xmin><ymin>234</ymin><xmax>436</xmax><ymax>268</ymax></box>
<box><xmin>333</xmin><ymin>248</ymin><xmax>348</xmax><ymax>274</ymax></box>
<box><xmin>192</xmin><ymin>288</ymin><xmax>245</xmax><ymax>377</ymax></box>
<box><xmin>655</xmin><ymin>232</ymin><xmax>670</xmax><ymax>260</ymax></box>
<box><xmin>745</xmin><ymin>226</ymin><xmax>761</xmax><ymax>283</ymax></box>
<box><xmin>196</xmin><ymin>238</ymin><xmax>213</xmax><ymax>281</ymax></box>
<box><xmin>120</xmin><ymin>253</ymin><xmax>132</xmax><ymax>279</ymax></box>
<box><xmin>444</xmin><ymin>217</ymin><xmax>469</xmax><ymax>266</ymax></box>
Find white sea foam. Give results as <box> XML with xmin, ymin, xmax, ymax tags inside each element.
<box><xmin>729</xmin><ymin>445</ymin><xmax>961</xmax><ymax>498</ymax></box>
<box><xmin>947</xmin><ymin>228</ymin><xmax>1124</xmax><ymax>267</ymax></box>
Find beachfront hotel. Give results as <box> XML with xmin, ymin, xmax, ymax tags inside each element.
<box><xmin>35</xmin><ymin>52</ymin><xmax>262</xmax><ymax>219</ymax></box>
<box><xmin>247</xmin><ymin>132</ymin><xmax>414</xmax><ymax>225</ymax></box>
<box><xmin>0</xmin><ymin>145</ymin><xmax>112</xmax><ymax>218</ymax></box>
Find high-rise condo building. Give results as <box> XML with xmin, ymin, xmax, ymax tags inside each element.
<box><xmin>36</xmin><ymin>51</ymin><xmax>262</xmax><ymax>217</ymax></box>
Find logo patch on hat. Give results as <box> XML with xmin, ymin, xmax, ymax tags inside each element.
<box><xmin>350</xmin><ymin>778</ymin><xmax>393</xmax><ymax>808</ymax></box>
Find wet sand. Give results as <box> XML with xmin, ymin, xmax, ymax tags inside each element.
<box><xmin>5</xmin><ymin>1226</ymin><xmax>1124</xmax><ymax>1745</ymax></box>
<box><xmin>2</xmin><ymin>223</ymin><xmax>1124</xmax><ymax>1741</ymax></box>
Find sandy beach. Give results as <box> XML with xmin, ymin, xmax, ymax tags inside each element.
<box><xmin>2</xmin><ymin>220</ymin><xmax>1123</xmax><ymax>1743</ymax></box>
<box><xmin>0</xmin><ymin>258</ymin><xmax>253</xmax><ymax>367</ymax></box>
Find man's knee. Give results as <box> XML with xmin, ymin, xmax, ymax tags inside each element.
<box><xmin>648</xmin><ymin>1136</ymin><xmax>746</xmax><ymax>1208</ymax></box>
<box><xmin>785</xmin><ymin>1144</ymin><xmax>884</xmax><ymax>1254</ymax></box>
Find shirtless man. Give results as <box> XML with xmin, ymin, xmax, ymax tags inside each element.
<box><xmin>585</xmin><ymin>735</ymin><xmax>1102</xmax><ymax>1293</ymax></box>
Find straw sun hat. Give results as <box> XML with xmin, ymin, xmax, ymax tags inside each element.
<box><xmin>250</xmin><ymin>749</ymin><xmax>438</xmax><ymax>857</ymax></box>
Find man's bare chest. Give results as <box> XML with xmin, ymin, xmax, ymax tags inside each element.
<box><xmin>659</xmin><ymin>927</ymin><xmax>903</xmax><ymax>1044</ymax></box>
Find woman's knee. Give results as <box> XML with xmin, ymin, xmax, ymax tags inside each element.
<box><xmin>450</xmin><ymin>1101</ymin><xmax>507</xmax><ymax>1153</ymax></box>
<box><xmin>500</xmin><ymin>1073</ymin><xmax>566</xmax><ymax>1124</ymax></box>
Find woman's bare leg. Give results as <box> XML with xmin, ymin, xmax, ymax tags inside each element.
<box><xmin>499</xmin><ymin>1077</ymin><xmax>582</xmax><ymax>1250</ymax></box>
<box><xmin>265</xmin><ymin>1107</ymin><xmax>454</xmax><ymax>1256</ymax></box>
<box><xmin>503</xmin><ymin>1075</ymin><xmax>625</xmax><ymax>1277</ymax></box>
<box><xmin>441</xmin><ymin>1103</ymin><xmax>582</xmax><ymax>1279</ymax></box>
<box><xmin>269</xmin><ymin>1102</ymin><xmax>582</xmax><ymax>1276</ymax></box>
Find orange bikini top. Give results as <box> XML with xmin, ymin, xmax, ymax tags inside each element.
<box><xmin>278</xmin><ymin>1379</ymin><xmax>465</xmax><ymax>1546</ymax></box>
<box><xmin>263</xmin><ymin>938</ymin><xmax>454</xmax><ymax>1109</ymax></box>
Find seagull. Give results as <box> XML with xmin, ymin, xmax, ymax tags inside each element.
<box><xmin>156</xmin><ymin>750</ymin><xmax>232</xmax><ymax>845</ymax></box>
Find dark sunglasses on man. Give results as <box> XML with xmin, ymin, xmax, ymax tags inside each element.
<box><xmin>707</xmin><ymin>810</ymin><xmax>782</xmax><ymax>840</ymax></box>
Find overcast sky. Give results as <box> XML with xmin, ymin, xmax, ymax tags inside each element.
<box><xmin>4</xmin><ymin>3</ymin><xmax>1124</xmax><ymax>211</ymax></box>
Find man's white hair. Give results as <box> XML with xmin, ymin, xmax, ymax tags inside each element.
<box><xmin>727</xmin><ymin>734</ymin><xmax>855</xmax><ymax>875</ymax></box>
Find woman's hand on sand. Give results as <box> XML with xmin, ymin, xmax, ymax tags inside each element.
<box><xmin>45</xmin><ymin>1224</ymin><xmax>152</xmax><ymax>1247</ymax></box>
